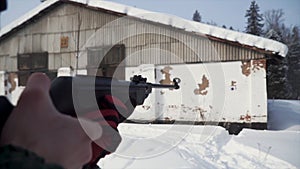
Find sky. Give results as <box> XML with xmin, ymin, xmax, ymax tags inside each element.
<box><xmin>0</xmin><ymin>0</ymin><xmax>300</xmax><ymax>31</ymax></box>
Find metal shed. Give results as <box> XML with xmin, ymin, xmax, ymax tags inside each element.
<box><xmin>0</xmin><ymin>0</ymin><xmax>288</xmax><ymax>133</ymax></box>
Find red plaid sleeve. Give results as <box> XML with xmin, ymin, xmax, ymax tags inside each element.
<box><xmin>84</xmin><ymin>95</ymin><xmax>130</xmax><ymax>165</ymax></box>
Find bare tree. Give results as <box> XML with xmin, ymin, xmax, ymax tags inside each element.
<box><xmin>264</xmin><ymin>9</ymin><xmax>299</xmax><ymax>99</ymax></box>
<box><xmin>264</xmin><ymin>9</ymin><xmax>285</xmax><ymax>33</ymax></box>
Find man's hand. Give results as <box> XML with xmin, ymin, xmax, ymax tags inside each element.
<box><xmin>0</xmin><ymin>73</ymin><xmax>102</xmax><ymax>169</ymax></box>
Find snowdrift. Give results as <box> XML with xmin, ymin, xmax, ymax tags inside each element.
<box><xmin>99</xmin><ymin>100</ymin><xmax>300</xmax><ymax>169</ymax></box>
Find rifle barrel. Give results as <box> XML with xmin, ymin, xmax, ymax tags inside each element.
<box><xmin>150</xmin><ymin>83</ymin><xmax>177</xmax><ymax>89</ymax></box>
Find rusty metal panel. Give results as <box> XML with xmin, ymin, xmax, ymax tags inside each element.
<box><xmin>47</xmin><ymin>16</ymin><xmax>59</xmax><ymax>33</ymax></box>
<box><xmin>18</xmin><ymin>36</ymin><xmax>26</xmax><ymax>54</ymax></box>
<box><xmin>61</xmin><ymin>53</ymin><xmax>71</xmax><ymax>67</ymax></box>
<box><xmin>85</xmin><ymin>29</ymin><xmax>95</xmax><ymax>46</ymax></box>
<box><xmin>199</xmin><ymin>38</ymin><xmax>206</xmax><ymax>62</ymax></box>
<box><xmin>53</xmin><ymin>34</ymin><xmax>60</xmax><ymax>53</ymax></box>
<box><xmin>24</xmin><ymin>35</ymin><xmax>32</xmax><ymax>53</ymax></box>
<box><xmin>54</xmin><ymin>53</ymin><xmax>62</xmax><ymax>68</ymax></box>
<box><xmin>41</xmin><ymin>35</ymin><xmax>48</xmax><ymax>52</ymax></box>
<box><xmin>59</xmin><ymin>14</ymin><xmax>69</xmax><ymax>32</ymax></box>
<box><xmin>208</xmin><ymin>41</ymin><xmax>215</xmax><ymax>61</ymax></box>
<box><xmin>32</xmin><ymin>34</ymin><xmax>41</xmax><ymax>52</ymax></box>
<box><xmin>7</xmin><ymin>56</ymin><xmax>17</xmax><ymax>72</ymax></box>
<box><xmin>125</xmin><ymin>46</ymin><xmax>141</xmax><ymax>66</ymax></box>
<box><xmin>48</xmin><ymin>53</ymin><xmax>55</xmax><ymax>70</ymax></box>
<box><xmin>0</xmin><ymin>55</ymin><xmax>15</xmax><ymax>71</ymax></box>
<box><xmin>7</xmin><ymin>37</ymin><xmax>19</xmax><ymax>57</ymax></box>
<box><xmin>213</xmin><ymin>41</ymin><xmax>221</xmax><ymax>61</ymax></box>
<box><xmin>170</xmin><ymin>42</ymin><xmax>181</xmax><ymax>63</ymax></box>
<box><xmin>192</xmin><ymin>36</ymin><xmax>199</xmax><ymax>61</ymax></box>
<box><xmin>94</xmin><ymin>10</ymin><xmax>108</xmax><ymax>28</ymax></box>
<box><xmin>0</xmin><ymin>55</ymin><xmax>7</xmax><ymax>70</ymax></box>
<box><xmin>197</xmin><ymin>38</ymin><xmax>207</xmax><ymax>62</ymax></box>
<box><xmin>47</xmin><ymin>34</ymin><xmax>54</xmax><ymax>53</ymax></box>
<box><xmin>0</xmin><ymin>44</ymin><xmax>4</xmax><ymax>56</ymax></box>
<box><xmin>78</xmin><ymin>30</ymin><xmax>86</xmax><ymax>51</ymax></box>
<box><xmin>136</xmin><ymin>25</ymin><xmax>146</xmax><ymax>47</ymax></box>
<box><xmin>30</xmin><ymin>17</ymin><xmax>46</xmax><ymax>34</ymax></box>
<box><xmin>70</xmin><ymin>52</ymin><xmax>77</xmax><ymax>68</ymax></box>
<box><xmin>80</xmin><ymin>10</ymin><xmax>89</xmax><ymax>30</ymax></box>
<box><xmin>67</xmin><ymin>32</ymin><xmax>77</xmax><ymax>51</ymax></box>
<box><xmin>65</xmin><ymin>3</ymin><xmax>77</xmax><ymax>15</ymax></box>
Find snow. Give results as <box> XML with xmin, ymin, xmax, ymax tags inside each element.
<box><xmin>268</xmin><ymin>100</ymin><xmax>300</xmax><ymax>131</ymax></box>
<box><xmin>0</xmin><ymin>0</ymin><xmax>288</xmax><ymax>57</ymax></box>
<box><xmin>0</xmin><ymin>0</ymin><xmax>58</xmax><ymax>37</ymax></box>
<box><xmin>99</xmin><ymin>100</ymin><xmax>300</xmax><ymax>169</ymax></box>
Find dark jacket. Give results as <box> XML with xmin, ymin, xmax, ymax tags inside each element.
<box><xmin>0</xmin><ymin>145</ymin><xmax>64</xmax><ymax>169</ymax></box>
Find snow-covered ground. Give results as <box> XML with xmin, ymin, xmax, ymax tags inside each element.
<box><xmin>99</xmin><ymin>100</ymin><xmax>300</xmax><ymax>169</ymax></box>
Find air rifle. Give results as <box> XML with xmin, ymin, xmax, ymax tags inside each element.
<box><xmin>49</xmin><ymin>75</ymin><xmax>181</xmax><ymax>117</ymax></box>
<box><xmin>0</xmin><ymin>75</ymin><xmax>180</xmax><ymax>131</ymax></box>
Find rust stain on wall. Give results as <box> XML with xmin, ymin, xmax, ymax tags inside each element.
<box><xmin>241</xmin><ymin>59</ymin><xmax>266</xmax><ymax>77</ymax></box>
<box><xmin>159</xmin><ymin>66</ymin><xmax>173</xmax><ymax>85</ymax></box>
<box><xmin>194</xmin><ymin>75</ymin><xmax>209</xmax><ymax>95</ymax></box>
<box><xmin>60</xmin><ymin>36</ymin><xmax>69</xmax><ymax>48</ymax></box>
<box><xmin>240</xmin><ymin>113</ymin><xmax>251</xmax><ymax>122</ymax></box>
<box><xmin>252</xmin><ymin>59</ymin><xmax>266</xmax><ymax>71</ymax></box>
<box><xmin>164</xmin><ymin>117</ymin><xmax>175</xmax><ymax>123</ymax></box>
<box><xmin>231</xmin><ymin>81</ymin><xmax>237</xmax><ymax>91</ymax></box>
<box><xmin>193</xmin><ymin>106</ymin><xmax>207</xmax><ymax>120</ymax></box>
<box><xmin>241</xmin><ymin>61</ymin><xmax>251</xmax><ymax>76</ymax></box>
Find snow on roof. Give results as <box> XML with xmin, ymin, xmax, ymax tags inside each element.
<box><xmin>0</xmin><ymin>0</ymin><xmax>288</xmax><ymax>57</ymax></box>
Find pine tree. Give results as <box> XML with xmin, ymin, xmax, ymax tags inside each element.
<box><xmin>267</xmin><ymin>57</ymin><xmax>292</xmax><ymax>99</ymax></box>
<box><xmin>193</xmin><ymin>10</ymin><xmax>201</xmax><ymax>22</ymax></box>
<box><xmin>265</xmin><ymin>27</ymin><xmax>292</xmax><ymax>99</ymax></box>
<box><xmin>245</xmin><ymin>1</ymin><xmax>264</xmax><ymax>36</ymax></box>
<box><xmin>287</xmin><ymin>26</ymin><xmax>300</xmax><ymax>99</ymax></box>
<box><xmin>264</xmin><ymin>9</ymin><xmax>300</xmax><ymax>99</ymax></box>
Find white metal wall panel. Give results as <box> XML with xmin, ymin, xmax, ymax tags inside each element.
<box><xmin>126</xmin><ymin>61</ymin><xmax>267</xmax><ymax>123</ymax></box>
<box><xmin>61</xmin><ymin>53</ymin><xmax>71</xmax><ymax>67</ymax></box>
<box><xmin>250</xmin><ymin>60</ymin><xmax>267</xmax><ymax>122</ymax></box>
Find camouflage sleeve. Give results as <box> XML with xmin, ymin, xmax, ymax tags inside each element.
<box><xmin>0</xmin><ymin>145</ymin><xmax>64</xmax><ymax>169</ymax></box>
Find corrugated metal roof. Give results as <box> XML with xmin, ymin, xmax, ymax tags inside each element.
<box><xmin>0</xmin><ymin>0</ymin><xmax>288</xmax><ymax>57</ymax></box>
